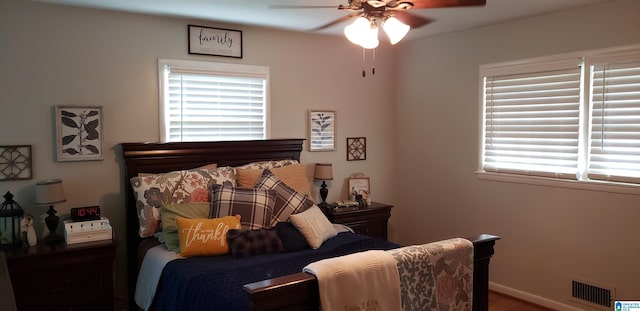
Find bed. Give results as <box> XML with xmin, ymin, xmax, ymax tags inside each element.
<box><xmin>121</xmin><ymin>138</ymin><xmax>499</xmax><ymax>311</ymax></box>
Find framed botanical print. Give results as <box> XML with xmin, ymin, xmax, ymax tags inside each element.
<box><xmin>55</xmin><ymin>106</ymin><xmax>104</xmax><ymax>162</ymax></box>
<box><xmin>347</xmin><ymin>137</ymin><xmax>366</xmax><ymax>161</ymax></box>
<box><xmin>309</xmin><ymin>110</ymin><xmax>336</xmax><ymax>152</ymax></box>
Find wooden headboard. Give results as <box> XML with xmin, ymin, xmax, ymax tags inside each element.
<box><xmin>121</xmin><ymin>139</ymin><xmax>305</xmax><ymax>301</ymax></box>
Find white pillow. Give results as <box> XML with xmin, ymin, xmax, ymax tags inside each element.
<box><xmin>290</xmin><ymin>205</ymin><xmax>337</xmax><ymax>249</ymax></box>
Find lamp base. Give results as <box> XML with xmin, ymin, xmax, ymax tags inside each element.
<box><xmin>319</xmin><ymin>180</ymin><xmax>329</xmax><ymax>206</ymax></box>
<box><xmin>45</xmin><ymin>205</ymin><xmax>60</xmax><ymax>243</ymax></box>
<box><xmin>44</xmin><ymin>233</ymin><xmax>62</xmax><ymax>244</ymax></box>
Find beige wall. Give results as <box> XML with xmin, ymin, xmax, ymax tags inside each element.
<box><xmin>0</xmin><ymin>0</ymin><xmax>397</xmax><ymax>300</ymax></box>
<box><xmin>3</xmin><ymin>0</ymin><xmax>640</xmax><ymax>308</ymax></box>
<box><xmin>395</xmin><ymin>0</ymin><xmax>640</xmax><ymax>308</ymax></box>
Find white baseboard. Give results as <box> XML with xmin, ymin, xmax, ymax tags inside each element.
<box><xmin>489</xmin><ymin>282</ymin><xmax>585</xmax><ymax>311</ymax></box>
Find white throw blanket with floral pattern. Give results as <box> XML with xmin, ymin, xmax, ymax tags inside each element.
<box><xmin>387</xmin><ymin>238</ymin><xmax>474</xmax><ymax>311</ymax></box>
<box><xmin>303</xmin><ymin>250</ymin><xmax>402</xmax><ymax>311</ymax></box>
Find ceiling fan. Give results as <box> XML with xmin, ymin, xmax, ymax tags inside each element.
<box><xmin>271</xmin><ymin>0</ymin><xmax>487</xmax><ymax>47</ymax></box>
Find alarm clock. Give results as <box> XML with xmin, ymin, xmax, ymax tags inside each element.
<box><xmin>70</xmin><ymin>206</ymin><xmax>101</xmax><ymax>222</ymax></box>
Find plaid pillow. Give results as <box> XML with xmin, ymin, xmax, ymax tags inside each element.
<box><xmin>254</xmin><ymin>169</ymin><xmax>314</xmax><ymax>226</ymax></box>
<box><xmin>209</xmin><ymin>184</ymin><xmax>276</xmax><ymax>230</ymax></box>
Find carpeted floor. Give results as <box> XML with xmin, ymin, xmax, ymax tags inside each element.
<box><xmin>489</xmin><ymin>291</ymin><xmax>555</xmax><ymax>311</ymax></box>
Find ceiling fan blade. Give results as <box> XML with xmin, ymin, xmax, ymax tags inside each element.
<box><xmin>311</xmin><ymin>13</ymin><xmax>363</xmax><ymax>31</ymax></box>
<box><xmin>268</xmin><ymin>4</ymin><xmax>340</xmax><ymax>9</ymax></box>
<box><xmin>407</xmin><ymin>0</ymin><xmax>486</xmax><ymax>9</ymax></box>
<box><xmin>392</xmin><ymin>10</ymin><xmax>434</xmax><ymax>28</ymax></box>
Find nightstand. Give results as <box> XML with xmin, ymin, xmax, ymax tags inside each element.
<box><xmin>322</xmin><ymin>202</ymin><xmax>393</xmax><ymax>240</ymax></box>
<box><xmin>4</xmin><ymin>239</ymin><xmax>116</xmax><ymax>311</ymax></box>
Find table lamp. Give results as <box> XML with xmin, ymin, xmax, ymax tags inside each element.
<box><xmin>35</xmin><ymin>179</ymin><xmax>66</xmax><ymax>242</ymax></box>
<box><xmin>314</xmin><ymin>163</ymin><xmax>333</xmax><ymax>208</ymax></box>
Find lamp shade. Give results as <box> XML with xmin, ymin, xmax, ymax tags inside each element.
<box><xmin>383</xmin><ymin>16</ymin><xmax>410</xmax><ymax>45</ymax></box>
<box><xmin>35</xmin><ymin>179</ymin><xmax>66</xmax><ymax>205</ymax></box>
<box><xmin>314</xmin><ymin>163</ymin><xmax>333</xmax><ymax>180</ymax></box>
<box><xmin>344</xmin><ymin>17</ymin><xmax>379</xmax><ymax>49</ymax></box>
<box><xmin>344</xmin><ymin>17</ymin><xmax>369</xmax><ymax>46</ymax></box>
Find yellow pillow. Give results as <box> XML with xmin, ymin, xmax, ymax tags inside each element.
<box><xmin>176</xmin><ymin>215</ymin><xmax>241</xmax><ymax>257</ymax></box>
<box><xmin>161</xmin><ymin>202</ymin><xmax>211</xmax><ymax>253</ymax></box>
<box><xmin>236</xmin><ymin>164</ymin><xmax>311</xmax><ymax>195</ymax></box>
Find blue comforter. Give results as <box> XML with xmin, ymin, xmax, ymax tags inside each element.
<box><xmin>151</xmin><ymin>232</ymin><xmax>399</xmax><ymax>311</ymax></box>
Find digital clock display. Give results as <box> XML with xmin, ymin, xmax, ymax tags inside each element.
<box><xmin>70</xmin><ymin>206</ymin><xmax>101</xmax><ymax>221</ymax></box>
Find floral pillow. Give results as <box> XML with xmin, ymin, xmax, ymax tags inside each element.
<box><xmin>236</xmin><ymin>159</ymin><xmax>299</xmax><ymax>169</ymax></box>
<box><xmin>130</xmin><ymin>166</ymin><xmax>236</xmax><ymax>238</ymax></box>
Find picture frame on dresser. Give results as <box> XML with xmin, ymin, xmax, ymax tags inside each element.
<box><xmin>348</xmin><ymin>176</ymin><xmax>371</xmax><ymax>205</ymax></box>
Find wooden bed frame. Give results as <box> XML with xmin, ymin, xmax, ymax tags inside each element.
<box><xmin>121</xmin><ymin>139</ymin><xmax>499</xmax><ymax>311</ymax></box>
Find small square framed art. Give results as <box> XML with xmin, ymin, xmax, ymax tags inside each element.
<box><xmin>347</xmin><ymin>137</ymin><xmax>366</xmax><ymax>161</ymax></box>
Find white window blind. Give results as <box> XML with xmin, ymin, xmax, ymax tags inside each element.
<box><xmin>159</xmin><ymin>59</ymin><xmax>269</xmax><ymax>142</ymax></box>
<box><xmin>483</xmin><ymin>66</ymin><xmax>582</xmax><ymax>179</ymax></box>
<box><xmin>588</xmin><ymin>60</ymin><xmax>640</xmax><ymax>183</ymax></box>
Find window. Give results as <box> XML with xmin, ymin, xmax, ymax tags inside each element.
<box><xmin>480</xmin><ymin>45</ymin><xmax>640</xmax><ymax>188</ymax></box>
<box><xmin>588</xmin><ymin>59</ymin><xmax>640</xmax><ymax>183</ymax></box>
<box><xmin>158</xmin><ymin>59</ymin><xmax>269</xmax><ymax>142</ymax></box>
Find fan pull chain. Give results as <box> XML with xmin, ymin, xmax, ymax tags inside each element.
<box><xmin>372</xmin><ymin>48</ymin><xmax>376</xmax><ymax>75</ymax></box>
<box><xmin>361</xmin><ymin>48</ymin><xmax>377</xmax><ymax>77</ymax></box>
<box><xmin>362</xmin><ymin>47</ymin><xmax>366</xmax><ymax>77</ymax></box>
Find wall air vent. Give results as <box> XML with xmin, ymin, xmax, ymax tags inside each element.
<box><xmin>570</xmin><ymin>279</ymin><xmax>615</xmax><ymax>310</ymax></box>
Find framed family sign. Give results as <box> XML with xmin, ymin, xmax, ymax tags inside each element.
<box><xmin>188</xmin><ymin>25</ymin><xmax>243</xmax><ymax>58</ymax></box>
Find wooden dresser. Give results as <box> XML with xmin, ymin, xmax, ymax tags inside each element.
<box><xmin>321</xmin><ymin>202</ymin><xmax>393</xmax><ymax>240</ymax></box>
<box><xmin>4</xmin><ymin>239</ymin><xmax>116</xmax><ymax>311</ymax></box>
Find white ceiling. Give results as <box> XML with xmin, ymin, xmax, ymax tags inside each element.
<box><xmin>32</xmin><ymin>0</ymin><xmax>610</xmax><ymax>40</ymax></box>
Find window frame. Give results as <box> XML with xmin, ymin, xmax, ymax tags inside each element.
<box><xmin>478</xmin><ymin>44</ymin><xmax>640</xmax><ymax>196</ymax></box>
<box><xmin>157</xmin><ymin>58</ymin><xmax>270</xmax><ymax>142</ymax></box>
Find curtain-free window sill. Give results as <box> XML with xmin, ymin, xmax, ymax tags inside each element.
<box><xmin>476</xmin><ymin>171</ymin><xmax>640</xmax><ymax>196</ymax></box>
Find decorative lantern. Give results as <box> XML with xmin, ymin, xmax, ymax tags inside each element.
<box><xmin>0</xmin><ymin>191</ymin><xmax>24</xmax><ymax>249</ymax></box>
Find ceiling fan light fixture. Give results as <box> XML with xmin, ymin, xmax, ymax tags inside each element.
<box><xmin>383</xmin><ymin>16</ymin><xmax>410</xmax><ymax>45</ymax></box>
<box><xmin>344</xmin><ymin>17</ymin><xmax>379</xmax><ymax>49</ymax></box>
<box><xmin>344</xmin><ymin>17</ymin><xmax>369</xmax><ymax>46</ymax></box>
<box><xmin>360</xmin><ymin>24</ymin><xmax>379</xmax><ymax>49</ymax></box>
